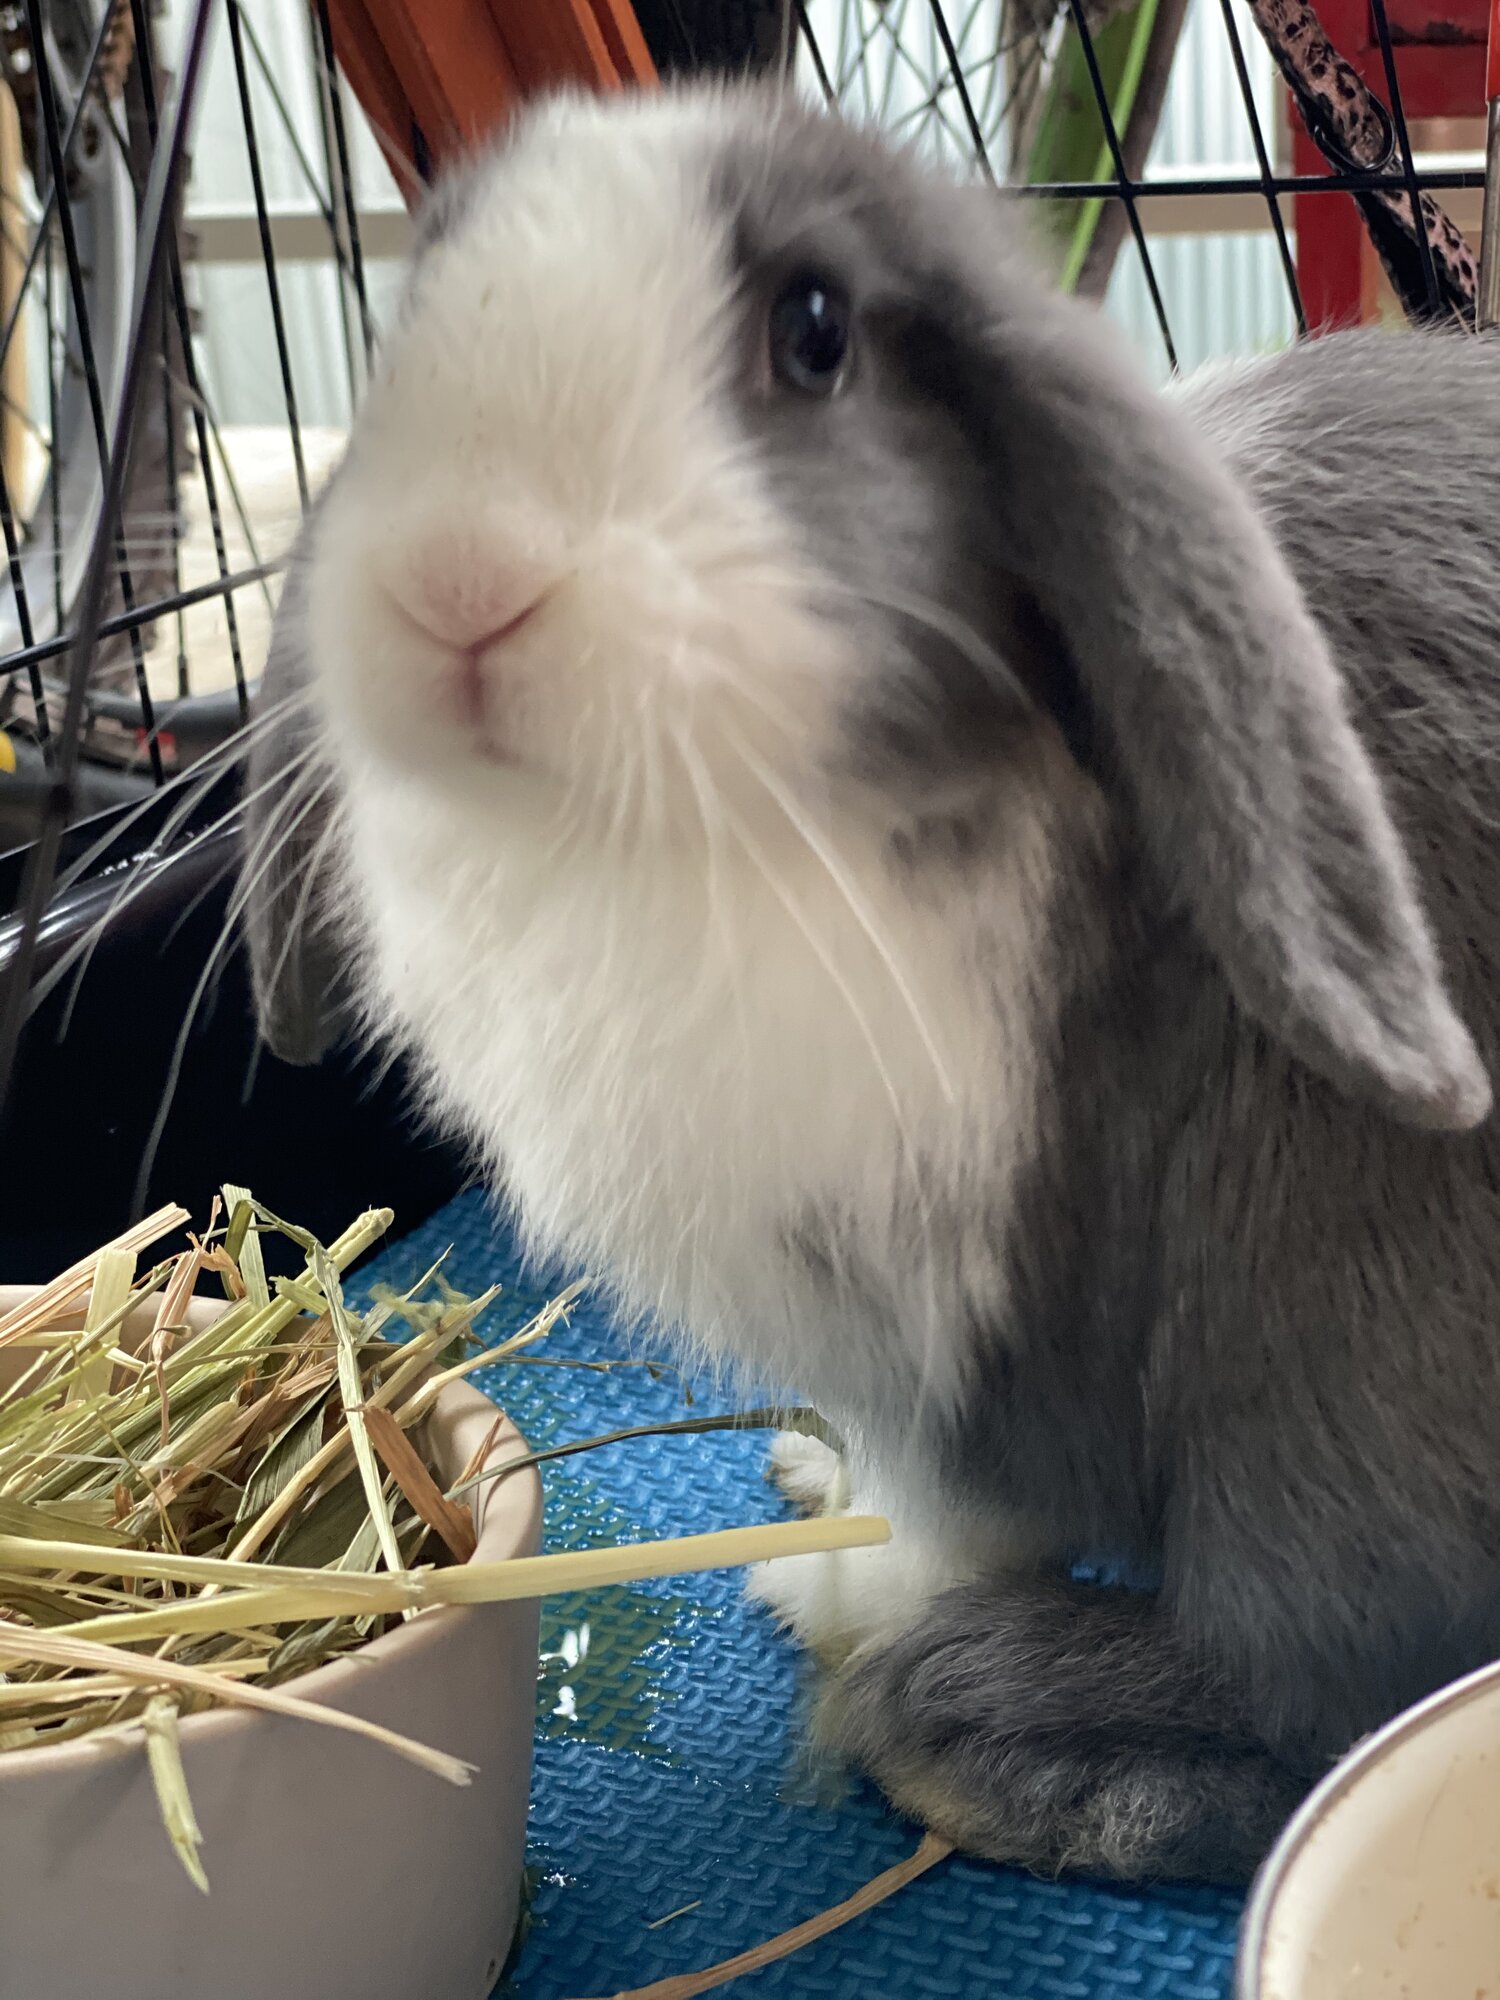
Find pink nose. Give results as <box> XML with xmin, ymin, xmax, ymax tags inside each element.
<box><xmin>391</xmin><ymin>541</ymin><xmax>558</xmax><ymax>655</ymax></box>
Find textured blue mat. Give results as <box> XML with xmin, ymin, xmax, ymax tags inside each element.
<box><xmin>359</xmin><ymin>1190</ymin><xmax>1245</xmax><ymax>2000</ymax></box>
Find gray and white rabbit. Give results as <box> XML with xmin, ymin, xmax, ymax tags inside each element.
<box><xmin>243</xmin><ymin>84</ymin><xmax>1500</xmax><ymax>1884</ymax></box>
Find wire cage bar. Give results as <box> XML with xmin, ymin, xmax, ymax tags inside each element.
<box><xmin>0</xmin><ymin>0</ymin><xmax>1494</xmax><ymax>1173</ymax></box>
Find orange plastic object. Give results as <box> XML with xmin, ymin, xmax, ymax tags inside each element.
<box><xmin>484</xmin><ymin>0</ymin><xmax>617</xmax><ymax>92</ymax></box>
<box><xmin>361</xmin><ymin>0</ymin><xmax>521</xmax><ymax>150</ymax></box>
<box><xmin>580</xmin><ymin>0</ymin><xmax>657</xmax><ymax>85</ymax></box>
<box><xmin>320</xmin><ymin>0</ymin><xmax>657</xmax><ymax>201</ymax></box>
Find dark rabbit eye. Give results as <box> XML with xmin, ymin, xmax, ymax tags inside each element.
<box><xmin>769</xmin><ymin>274</ymin><xmax>851</xmax><ymax>395</ymax></box>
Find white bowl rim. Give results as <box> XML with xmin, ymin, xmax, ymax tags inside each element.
<box><xmin>1234</xmin><ymin>1651</ymin><xmax>1500</xmax><ymax>1998</ymax></box>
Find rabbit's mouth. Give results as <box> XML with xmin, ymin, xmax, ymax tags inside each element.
<box><xmin>310</xmin><ymin>482</ymin><xmax>862</xmax><ymax>856</ymax></box>
<box><xmin>443</xmin><ymin>607</ymin><xmax>549</xmax><ymax>765</ymax></box>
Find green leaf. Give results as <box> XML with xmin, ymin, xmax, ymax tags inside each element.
<box><xmin>267</xmin><ymin>1469</ymin><xmax>369</xmax><ymax>1571</ymax></box>
<box><xmin>337</xmin><ymin>1510</ymin><xmax>388</xmax><ymax>1577</ymax></box>
<box><xmin>236</xmin><ymin>1394</ymin><xmax>329</xmax><ymax>1525</ymax></box>
<box><xmin>262</xmin><ymin>1616</ymin><xmax>345</xmax><ymax>1681</ymax></box>
<box><xmin>0</xmin><ymin>1497</ymin><xmax>128</xmax><ymax>1546</ymax></box>
<box><xmin>222</xmin><ymin>1184</ymin><xmax>270</xmax><ymax>1311</ymax></box>
<box><xmin>0</xmin><ymin>1581</ymin><xmax>90</xmax><ymax>1626</ymax></box>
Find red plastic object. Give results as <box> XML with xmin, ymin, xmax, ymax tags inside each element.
<box><xmin>1294</xmin><ymin>0</ymin><xmax>1487</xmax><ymax>327</ymax></box>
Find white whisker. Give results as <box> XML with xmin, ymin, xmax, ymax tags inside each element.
<box><xmin>128</xmin><ymin>772</ymin><xmax>340</xmax><ymax>1214</ymax></box>
<box><xmin>43</xmin><ymin>684</ymin><xmax>315</xmax><ymax>909</ymax></box>
<box><xmin>712</xmin><ymin>755</ymin><xmax>917</xmax><ymax>1177</ymax></box>
<box><xmin>259</xmin><ymin>783</ymin><xmax>348</xmax><ymax>1008</ymax></box>
<box><xmin>723</xmin><ymin>724</ymin><xmax>957</xmax><ymax>1106</ymax></box>
<box><xmin>670</xmin><ymin>715</ymin><xmax>757</xmax><ymax>1086</ymax></box>
<box><xmin>32</xmin><ymin>721</ymin><xmax>325</xmax><ymax>1020</ymax></box>
<box><xmin>823</xmin><ymin>574</ymin><xmax>1032</xmax><ymax>707</ymax></box>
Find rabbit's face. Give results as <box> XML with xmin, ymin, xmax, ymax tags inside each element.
<box><xmin>307</xmin><ymin>88</ymin><xmax>1048</xmax><ymax>851</ymax></box>
<box><xmin>287</xmin><ymin>90</ymin><xmax>1087</xmax><ymax>1412</ymax></box>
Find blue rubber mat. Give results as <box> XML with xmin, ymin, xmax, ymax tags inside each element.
<box><xmin>358</xmin><ymin>1189</ymin><xmax>1245</xmax><ymax>1999</ymax></box>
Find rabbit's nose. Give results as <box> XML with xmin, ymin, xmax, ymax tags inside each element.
<box><xmin>390</xmin><ymin>530</ymin><xmax>562</xmax><ymax>656</ymax></box>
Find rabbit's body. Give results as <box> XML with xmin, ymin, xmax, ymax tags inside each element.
<box><xmin>247</xmin><ymin>88</ymin><xmax>1500</xmax><ymax>1883</ymax></box>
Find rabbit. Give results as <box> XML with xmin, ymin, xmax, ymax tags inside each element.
<box><xmin>243</xmin><ymin>82</ymin><xmax>1500</xmax><ymax>1885</ymax></box>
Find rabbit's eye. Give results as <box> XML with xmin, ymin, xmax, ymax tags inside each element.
<box><xmin>769</xmin><ymin>274</ymin><xmax>850</xmax><ymax>395</ymax></box>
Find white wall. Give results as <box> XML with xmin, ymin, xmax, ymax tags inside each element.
<box><xmin>163</xmin><ymin>0</ymin><xmax>407</xmax><ymax>428</ymax></box>
<box><xmin>1106</xmin><ymin>0</ymin><xmax>1295</xmax><ymax>376</ymax></box>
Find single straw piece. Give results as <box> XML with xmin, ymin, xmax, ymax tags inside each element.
<box><xmin>72</xmin><ymin>1247</ymin><xmax>136</xmax><ymax>1406</ymax></box>
<box><xmin>0</xmin><ymin>1538</ymin><xmax>415</xmax><ymax>1594</ymax></box>
<box><xmin>0</xmin><ymin>1662</ymin><xmax>271</xmax><ymax>1709</ymax></box>
<box><xmin>568</xmin><ymin>1833</ymin><xmax>955</xmax><ymax>2000</ymax></box>
<box><xmin>17</xmin><ymin>1515</ymin><xmax>893</xmax><ymax>1648</ymax></box>
<box><xmin>223</xmin><ymin>1185</ymin><xmax>270</xmax><ymax>1311</ymax></box>
<box><xmin>148</xmin><ymin>1237</ymin><xmax>209</xmax><ymax>1445</ymax></box>
<box><xmin>314</xmin><ymin>1244</ymin><xmax>405</xmax><ymax>1580</ymax></box>
<box><xmin>362</xmin><ymin>1403</ymin><xmax>477</xmax><ymax>1563</ymax></box>
<box><xmin>1480</xmin><ymin>0</ymin><xmax>1500</xmax><ymax>329</ymax></box>
<box><xmin>142</xmin><ymin>1696</ymin><xmax>210</xmax><ymax>1895</ymax></box>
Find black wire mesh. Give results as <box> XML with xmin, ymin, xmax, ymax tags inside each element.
<box><xmin>0</xmin><ymin>0</ymin><xmax>1489</xmax><ymax>1138</ymax></box>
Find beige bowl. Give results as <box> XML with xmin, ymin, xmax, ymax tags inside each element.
<box><xmin>1237</xmin><ymin>1659</ymin><xmax>1500</xmax><ymax>2000</ymax></box>
<box><xmin>0</xmin><ymin>1284</ymin><xmax>542</xmax><ymax>2000</ymax></box>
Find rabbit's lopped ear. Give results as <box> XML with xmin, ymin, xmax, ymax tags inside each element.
<box><xmin>242</xmin><ymin>532</ymin><xmax>351</xmax><ymax>1067</ymax></box>
<box><xmin>934</xmin><ymin>288</ymin><xmax>1488</xmax><ymax>1131</ymax></box>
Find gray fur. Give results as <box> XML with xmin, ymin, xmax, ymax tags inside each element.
<box><xmin>825</xmin><ymin>1577</ymin><xmax>1316</xmax><ymax>1883</ymax></box>
<box><xmin>244</xmin><ymin>91</ymin><xmax>1500</xmax><ymax>1885</ymax></box>
<box><xmin>714</xmin><ymin>117</ymin><xmax>1500</xmax><ymax>1880</ymax></box>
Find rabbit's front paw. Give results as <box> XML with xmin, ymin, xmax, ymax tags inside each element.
<box><xmin>766</xmin><ymin>1428</ymin><xmax>843</xmax><ymax>1515</ymax></box>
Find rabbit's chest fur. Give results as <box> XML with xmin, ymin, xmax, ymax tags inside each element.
<box><xmin>343</xmin><ymin>773</ymin><xmax>1061</xmax><ymax>1452</ymax></box>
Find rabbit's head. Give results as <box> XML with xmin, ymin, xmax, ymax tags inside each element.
<box><xmin>248</xmin><ymin>84</ymin><xmax>1487</xmax><ymax>1139</ymax></box>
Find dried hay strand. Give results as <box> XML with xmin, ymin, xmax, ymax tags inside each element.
<box><xmin>570</xmin><ymin>1833</ymin><xmax>955</xmax><ymax>1999</ymax></box>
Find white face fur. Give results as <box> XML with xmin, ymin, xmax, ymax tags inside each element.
<box><xmin>304</xmin><ymin>90</ymin><xmax>1063</xmax><ymax>1500</ymax></box>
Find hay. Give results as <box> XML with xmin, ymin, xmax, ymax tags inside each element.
<box><xmin>0</xmin><ymin>1191</ymin><xmax>888</xmax><ymax>1885</ymax></box>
